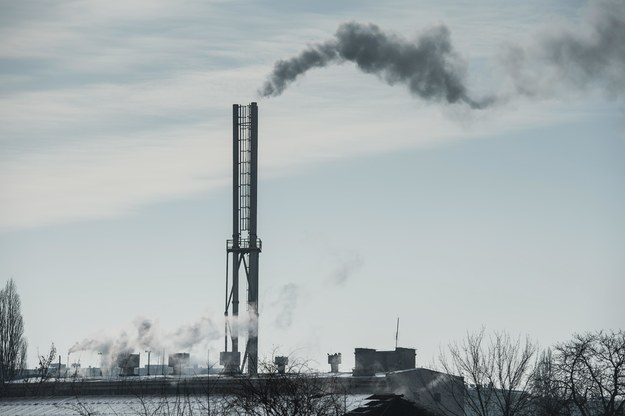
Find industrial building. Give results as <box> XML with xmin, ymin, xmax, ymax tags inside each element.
<box><xmin>346</xmin><ymin>394</ymin><xmax>439</xmax><ymax>416</ymax></box>
<box><xmin>168</xmin><ymin>353</ymin><xmax>191</xmax><ymax>376</ymax></box>
<box><xmin>353</xmin><ymin>347</ymin><xmax>416</xmax><ymax>376</ymax></box>
<box><xmin>116</xmin><ymin>353</ymin><xmax>140</xmax><ymax>377</ymax></box>
<box><xmin>0</xmin><ymin>104</ymin><xmax>465</xmax><ymax>416</ymax></box>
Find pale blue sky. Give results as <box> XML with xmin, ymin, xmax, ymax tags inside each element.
<box><xmin>0</xmin><ymin>0</ymin><xmax>623</xmax><ymax>370</ymax></box>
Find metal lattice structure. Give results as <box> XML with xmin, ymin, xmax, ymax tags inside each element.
<box><xmin>220</xmin><ymin>102</ymin><xmax>261</xmax><ymax>375</ymax></box>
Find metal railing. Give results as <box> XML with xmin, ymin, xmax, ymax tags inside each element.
<box><xmin>226</xmin><ymin>238</ymin><xmax>262</xmax><ymax>252</ymax></box>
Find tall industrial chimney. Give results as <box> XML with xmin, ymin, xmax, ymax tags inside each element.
<box><xmin>220</xmin><ymin>103</ymin><xmax>261</xmax><ymax>375</ymax></box>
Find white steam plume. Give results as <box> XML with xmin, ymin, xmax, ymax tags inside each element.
<box><xmin>69</xmin><ymin>315</ymin><xmax>221</xmax><ymax>371</ymax></box>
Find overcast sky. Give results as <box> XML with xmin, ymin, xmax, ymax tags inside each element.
<box><xmin>1</xmin><ymin>0</ymin><xmax>623</xmax><ymax>371</ymax></box>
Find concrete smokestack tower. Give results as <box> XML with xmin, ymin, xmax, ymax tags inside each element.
<box><xmin>221</xmin><ymin>102</ymin><xmax>262</xmax><ymax>375</ymax></box>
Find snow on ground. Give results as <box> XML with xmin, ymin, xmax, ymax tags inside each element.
<box><xmin>0</xmin><ymin>394</ymin><xmax>368</xmax><ymax>415</ymax></box>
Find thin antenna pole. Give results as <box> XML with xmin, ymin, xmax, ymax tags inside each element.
<box><xmin>395</xmin><ymin>317</ymin><xmax>400</xmax><ymax>349</ymax></box>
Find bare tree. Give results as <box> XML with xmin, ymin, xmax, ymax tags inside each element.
<box><xmin>0</xmin><ymin>278</ymin><xmax>28</xmax><ymax>384</ymax></box>
<box><xmin>37</xmin><ymin>343</ymin><xmax>57</xmax><ymax>381</ymax></box>
<box><xmin>220</xmin><ymin>356</ymin><xmax>347</xmax><ymax>416</ymax></box>
<box><xmin>438</xmin><ymin>328</ymin><xmax>538</xmax><ymax>416</ymax></box>
<box><xmin>553</xmin><ymin>330</ymin><xmax>625</xmax><ymax>416</ymax></box>
<box><xmin>490</xmin><ymin>331</ymin><xmax>537</xmax><ymax>416</ymax></box>
<box><xmin>530</xmin><ymin>349</ymin><xmax>573</xmax><ymax>416</ymax></box>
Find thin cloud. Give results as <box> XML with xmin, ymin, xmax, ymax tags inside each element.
<box><xmin>0</xmin><ymin>129</ymin><xmax>230</xmax><ymax>229</ymax></box>
<box><xmin>0</xmin><ymin>1</ymin><xmax>612</xmax><ymax>230</ymax></box>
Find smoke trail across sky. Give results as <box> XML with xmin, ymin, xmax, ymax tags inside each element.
<box><xmin>258</xmin><ymin>22</ymin><xmax>490</xmax><ymax>108</ymax></box>
<box><xmin>504</xmin><ymin>0</ymin><xmax>625</xmax><ymax>99</ymax></box>
<box><xmin>259</xmin><ymin>0</ymin><xmax>624</xmax><ymax>107</ymax></box>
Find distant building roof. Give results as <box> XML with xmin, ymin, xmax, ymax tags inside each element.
<box><xmin>345</xmin><ymin>394</ymin><xmax>440</xmax><ymax>416</ymax></box>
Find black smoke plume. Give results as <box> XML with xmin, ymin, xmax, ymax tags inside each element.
<box><xmin>259</xmin><ymin>22</ymin><xmax>490</xmax><ymax>108</ymax></box>
<box><xmin>260</xmin><ymin>1</ymin><xmax>624</xmax><ymax>107</ymax></box>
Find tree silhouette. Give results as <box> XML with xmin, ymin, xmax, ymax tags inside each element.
<box><xmin>553</xmin><ymin>330</ymin><xmax>625</xmax><ymax>416</ymax></box>
<box><xmin>0</xmin><ymin>278</ymin><xmax>28</xmax><ymax>384</ymax></box>
<box><xmin>438</xmin><ymin>328</ymin><xmax>537</xmax><ymax>416</ymax></box>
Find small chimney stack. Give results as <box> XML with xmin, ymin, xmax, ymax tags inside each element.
<box><xmin>328</xmin><ymin>353</ymin><xmax>342</xmax><ymax>373</ymax></box>
<box><xmin>274</xmin><ymin>356</ymin><xmax>288</xmax><ymax>374</ymax></box>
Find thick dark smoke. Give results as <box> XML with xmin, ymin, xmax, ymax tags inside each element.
<box><xmin>259</xmin><ymin>22</ymin><xmax>490</xmax><ymax>108</ymax></box>
<box><xmin>260</xmin><ymin>42</ymin><xmax>339</xmax><ymax>97</ymax></box>
<box><xmin>505</xmin><ymin>0</ymin><xmax>625</xmax><ymax>98</ymax></box>
<box><xmin>260</xmin><ymin>1</ymin><xmax>624</xmax><ymax>107</ymax></box>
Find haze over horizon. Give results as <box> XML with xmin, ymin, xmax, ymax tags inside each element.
<box><xmin>0</xmin><ymin>0</ymin><xmax>623</xmax><ymax>371</ymax></box>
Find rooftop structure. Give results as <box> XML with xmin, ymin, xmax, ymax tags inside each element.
<box><xmin>353</xmin><ymin>347</ymin><xmax>416</xmax><ymax>376</ymax></box>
